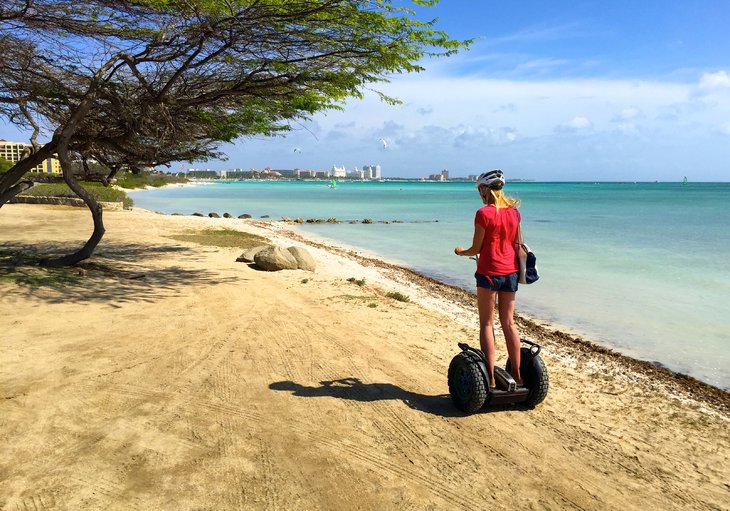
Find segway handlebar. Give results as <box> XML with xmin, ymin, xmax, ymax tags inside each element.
<box><xmin>521</xmin><ymin>338</ymin><xmax>541</xmax><ymax>356</ymax></box>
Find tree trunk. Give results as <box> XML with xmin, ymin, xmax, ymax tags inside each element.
<box><xmin>40</xmin><ymin>142</ymin><xmax>105</xmax><ymax>267</ymax></box>
<box><xmin>0</xmin><ymin>140</ymin><xmax>58</xmax><ymax>206</ymax></box>
<box><xmin>0</xmin><ymin>180</ymin><xmax>34</xmax><ymax>208</ymax></box>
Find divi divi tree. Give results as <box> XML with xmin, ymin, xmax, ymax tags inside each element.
<box><xmin>0</xmin><ymin>0</ymin><xmax>466</xmax><ymax>265</ymax></box>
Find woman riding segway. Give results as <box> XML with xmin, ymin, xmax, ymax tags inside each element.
<box><xmin>454</xmin><ymin>169</ymin><xmax>523</xmax><ymax>388</ymax></box>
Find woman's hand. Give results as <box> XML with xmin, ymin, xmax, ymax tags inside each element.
<box><xmin>454</xmin><ymin>246</ymin><xmax>464</xmax><ymax>256</ymax></box>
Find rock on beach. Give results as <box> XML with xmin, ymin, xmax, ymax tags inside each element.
<box><xmin>287</xmin><ymin>246</ymin><xmax>316</xmax><ymax>272</ymax></box>
<box><xmin>236</xmin><ymin>245</ymin><xmax>270</xmax><ymax>263</ymax></box>
<box><xmin>254</xmin><ymin>246</ymin><xmax>298</xmax><ymax>271</ymax></box>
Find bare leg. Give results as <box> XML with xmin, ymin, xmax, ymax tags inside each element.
<box><xmin>477</xmin><ymin>287</ymin><xmax>497</xmax><ymax>387</ymax></box>
<box><xmin>497</xmin><ymin>291</ymin><xmax>522</xmax><ymax>384</ymax></box>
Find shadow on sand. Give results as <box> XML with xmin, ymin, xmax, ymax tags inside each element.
<box><xmin>270</xmin><ymin>377</ymin><xmax>526</xmax><ymax>417</ymax></box>
<box><xmin>0</xmin><ymin>240</ymin><xmax>242</xmax><ymax>305</ymax></box>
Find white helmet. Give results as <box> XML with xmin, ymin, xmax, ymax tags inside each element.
<box><xmin>475</xmin><ymin>169</ymin><xmax>505</xmax><ymax>190</ymax></box>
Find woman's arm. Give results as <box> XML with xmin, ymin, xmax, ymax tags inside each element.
<box><xmin>454</xmin><ymin>224</ymin><xmax>485</xmax><ymax>257</ymax></box>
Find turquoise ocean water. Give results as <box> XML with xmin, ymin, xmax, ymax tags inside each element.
<box><xmin>128</xmin><ymin>181</ymin><xmax>730</xmax><ymax>390</ymax></box>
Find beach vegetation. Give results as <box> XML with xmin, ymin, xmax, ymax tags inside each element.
<box><xmin>0</xmin><ymin>157</ymin><xmax>14</xmax><ymax>174</ymax></box>
<box><xmin>347</xmin><ymin>277</ymin><xmax>367</xmax><ymax>287</ymax></box>
<box><xmin>20</xmin><ymin>183</ymin><xmax>133</xmax><ymax>208</ymax></box>
<box><xmin>0</xmin><ymin>1</ymin><xmax>467</xmax><ymax>266</ymax></box>
<box><xmin>333</xmin><ymin>294</ymin><xmax>378</xmax><ymax>306</ymax></box>
<box><xmin>168</xmin><ymin>229</ymin><xmax>270</xmax><ymax>249</ymax></box>
<box><xmin>301</xmin><ymin>278</ymin><xmax>309</xmax><ymax>284</ymax></box>
<box><xmin>0</xmin><ymin>265</ymin><xmax>83</xmax><ymax>288</ymax></box>
<box><xmin>386</xmin><ymin>291</ymin><xmax>411</xmax><ymax>302</ymax></box>
<box><xmin>114</xmin><ymin>171</ymin><xmax>189</xmax><ymax>190</ymax></box>
<box><xmin>0</xmin><ymin>248</ymin><xmax>83</xmax><ymax>287</ymax></box>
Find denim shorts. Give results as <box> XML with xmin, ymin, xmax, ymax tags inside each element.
<box><xmin>475</xmin><ymin>272</ymin><xmax>519</xmax><ymax>292</ymax></box>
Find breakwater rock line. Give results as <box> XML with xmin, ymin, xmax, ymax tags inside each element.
<box><xmin>180</xmin><ymin>212</ymin><xmax>438</xmax><ymax>225</ymax></box>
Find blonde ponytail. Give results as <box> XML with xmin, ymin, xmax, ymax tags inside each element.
<box><xmin>487</xmin><ymin>189</ymin><xmax>520</xmax><ymax>210</ymax></box>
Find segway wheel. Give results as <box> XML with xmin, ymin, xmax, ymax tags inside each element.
<box><xmin>448</xmin><ymin>352</ymin><xmax>487</xmax><ymax>413</ymax></box>
<box><xmin>506</xmin><ymin>347</ymin><xmax>549</xmax><ymax>408</ymax></box>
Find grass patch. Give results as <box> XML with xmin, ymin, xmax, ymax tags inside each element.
<box><xmin>115</xmin><ymin>172</ymin><xmax>188</xmax><ymax>189</ymax></box>
<box><xmin>0</xmin><ymin>259</ymin><xmax>82</xmax><ymax>288</ymax></box>
<box><xmin>346</xmin><ymin>277</ymin><xmax>366</xmax><ymax>287</ymax></box>
<box><xmin>386</xmin><ymin>291</ymin><xmax>410</xmax><ymax>303</ymax></box>
<box><xmin>20</xmin><ymin>182</ymin><xmax>133</xmax><ymax>207</ymax></box>
<box><xmin>336</xmin><ymin>294</ymin><xmax>375</xmax><ymax>301</ymax></box>
<box><xmin>167</xmin><ymin>228</ymin><xmax>269</xmax><ymax>249</ymax></box>
<box><xmin>329</xmin><ymin>293</ymin><xmax>379</xmax><ymax>307</ymax></box>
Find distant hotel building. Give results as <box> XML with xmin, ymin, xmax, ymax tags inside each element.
<box><xmin>428</xmin><ymin>169</ymin><xmax>449</xmax><ymax>181</ymax></box>
<box><xmin>348</xmin><ymin>166</ymin><xmax>365</xmax><ymax>179</ymax></box>
<box><xmin>0</xmin><ymin>139</ymin><xmax>61</xmax><ymax>174</ymax></box>
<box><xmin>331</xmin><ymin>165</ymin><xmax>347</xmax><ymax>178</ymax></box>
<box><xmin>362</xmin><ymin>164</ymin><xmax>381</xmax><ymax>179</ymax></box>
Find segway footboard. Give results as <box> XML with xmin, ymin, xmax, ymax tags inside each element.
<box><xmin>489</xmin><ymin>366</ymin><xmax>530</xmax><ymax>405</ymax></box>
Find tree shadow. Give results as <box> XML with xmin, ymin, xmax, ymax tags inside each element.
<box><xmin>0</xmin><ymin>241</ymin><xmax>243</xmax><ymax>305</ymax></box>
<box><xmin>269</xmin><ymin>377</ymin><xmax>526</xmax><ymax>417</ymax></box>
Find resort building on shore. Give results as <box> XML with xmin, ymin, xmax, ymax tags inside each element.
<box><xmin>0</xmin><ymin>139</ymin><xmax>61</xmax><ymax>175</ymax></box>
<box><xmin>427</xmin><ymin>169</ymin><xmax>449</xmax><ymax>181</ymax></box>
<box><xmin>298</xmin><ymin>169</ymin><xmax>329</xmax><ymax>179</ymax></box>
<box><xmin>348</xmin><ymin>166</ymin><xmax>365</xmax><ymax>179</ymax></box>
<box><xmin>331</xmin><ymin>165</ymin><xmax>347</xmax><ymax>178</ymax></box>
<box><xmin>362</xmin><ymin>164</ymin><xmax>381</xmax><ymax>179</ymax></box>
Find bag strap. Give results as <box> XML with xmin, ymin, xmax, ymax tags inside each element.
<box><xmin>514</xmin><ymin>208</ymin><xmax>524</xmax><ymax>245</ymax></box>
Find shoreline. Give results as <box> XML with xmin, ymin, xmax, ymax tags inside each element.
<box><xmin>246</xmin><ymin>217</ymin><xmax>730</xmax><ymax>412</ymax></box>
<box><xmin>113</xmin><ymin>180</ymin><xmax>203</xmax><ymax>193</ymax></box>
<box><xmin>6</xmin><ymin>201</ymin><xmax>729</xmax><ymax>403</ymax></box>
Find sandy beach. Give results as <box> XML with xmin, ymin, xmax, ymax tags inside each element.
<box><xmin>1</xmin><ymin>204</ymin><xmax>728</xmax><ymax>510</ymax></box>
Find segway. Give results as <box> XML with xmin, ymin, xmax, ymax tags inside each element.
<box><xmin>448</xmin><ymin>339</ymin><xmax>549</xmax><ymax>413</ymax></box>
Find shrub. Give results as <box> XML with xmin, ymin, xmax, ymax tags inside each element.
<box><xmin>347</xmin><ymin>277</ymin><xmax>366</xmax><ymax>287</ymax></box>
<box><xmin>114</xmin><ymin>171</ymin><xmax>188</xmax><ymax>189</ymax></box>
<box><xmin>386</xmin><ymin>291</ymin><xmax>410</xmax><ymax>302</ymax></box>
<box><xmin>20</xmin><ymin>182</ymin><xmax>133</xmax><ymax>207</ymax></box>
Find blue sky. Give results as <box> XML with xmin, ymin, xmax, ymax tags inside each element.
<box><xmin>227</xmin><ymin>0</ymin><xmax>730</xmax><ymax>181</ymax></box>
<box><xmin>2</xmin><ymin>1</ymin><xmax>729</xmax><ymax>180</ymax></box>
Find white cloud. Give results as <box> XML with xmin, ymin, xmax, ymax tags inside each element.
<box><xmin>556</xmin><ymin>116</ymin><xmax>593</xmax><ymax>132</ymax></box>
<box><xmin>513</xmin><ymin>58</ymin><xmax>571</xmax><ymax>73</ymax></box>
<box><xmin>615</xmin><ymin>122</ymin><xmax>638</xmax><ymax>135</ymax></box>
<box><xmin>699</xmin><ymin>71</ymin><xmax>730</xmax><ymax>90</ymax></box>
<box><xmin>208</xmin><ymin>72</ymin><xmax>730</xmax><ymax>179</ymax></box>
<box><xmin>612</xmin><ymin>107</ymin><xmax>642</xmax><ymax>122</ymax></box>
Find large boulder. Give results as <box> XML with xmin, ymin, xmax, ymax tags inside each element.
<box><xmin>287</xmin><ymin>246</ymin><xmax>316</xmax><ymax>272</ymax></box>
<box><xmin>254</xmin><ymin>246</ymin><xmax>298</xmax><ymax>271</ymax></box>
<box><xmin>236</xmin><ymin>244</ymin><xmax>270</xmax><ymax>263</ymax></box>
